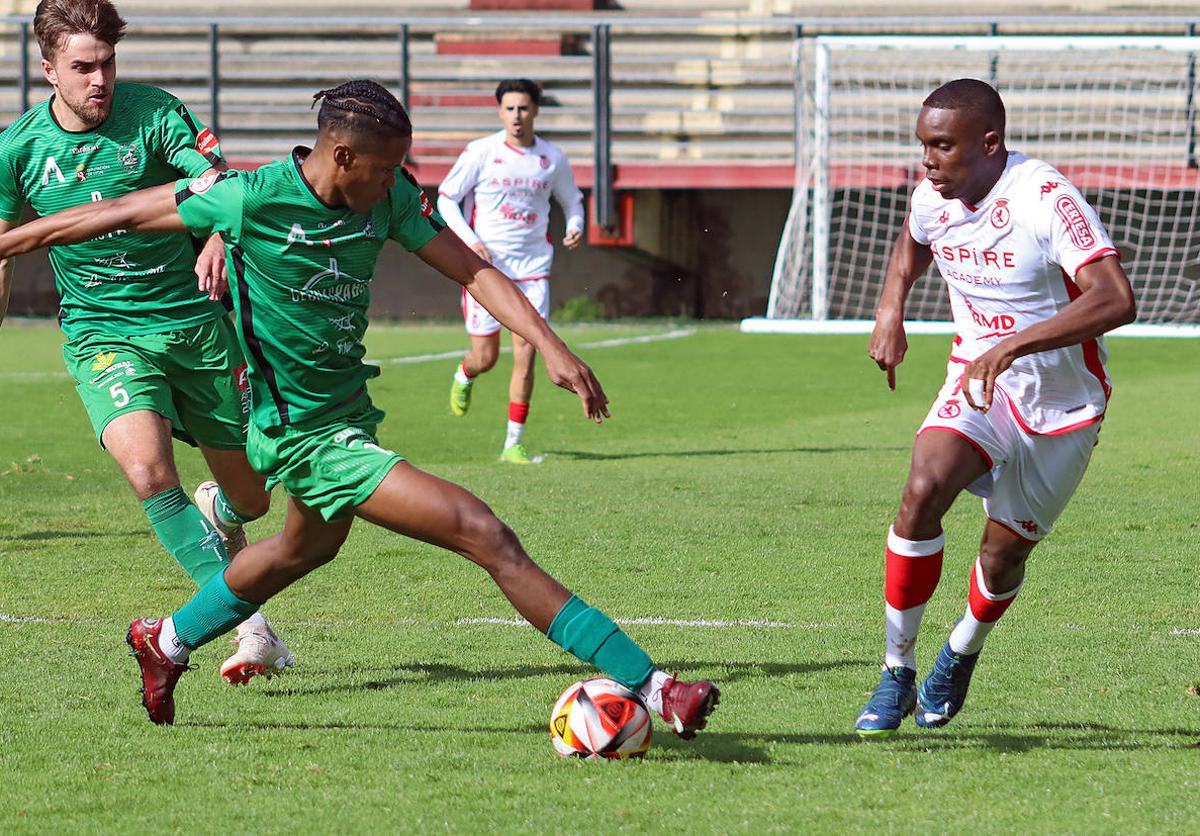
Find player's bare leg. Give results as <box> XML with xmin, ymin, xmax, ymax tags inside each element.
<box><xmin>501</xmin><ymin>331</ymin><xmax>537</xmax><ymax>464</ymax></box>
<box><xmin>915</xmin><ymin>520</ymin><xmax>1033</xmax><ymax>728</ymax></box>
<box><xmin>857</xmin><ymin>430</ymin><xmax>990</xmax><ymax>737</ymax></box>
<box><xmin>355</xmin><ymin>462</ymin><xmax>718</xmax><ymax>735</ymax></box>
<box><xmin>450</xmin><ymin>332</ymin><xmax>500</xmax><ymax>416</ymax></box>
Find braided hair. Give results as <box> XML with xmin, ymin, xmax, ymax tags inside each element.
<box><xmin>312</xmin><ymin>79</ymin><xmax>412</xmax><ymax>144</ymax></box>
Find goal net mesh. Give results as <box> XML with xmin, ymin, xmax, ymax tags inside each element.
<box><xmin>768</xmin><ymin>36</ymin><xmax>1200</xmax><ymax>324</ymax></box>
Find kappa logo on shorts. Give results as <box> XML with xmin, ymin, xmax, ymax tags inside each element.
<box><xmin>91</xmin><ymin>351</ymin><xmax>117</xmax><ymax>372</ymax></box>
<box><xmin>937</xmin><ymin>399</ymin><xmax>962</xmax><ymax>419</ymax></box>
<box><xmin>1015</xmin><ymin>519</ymin><xmax>1039</xmax><ymax>535</ymax></box>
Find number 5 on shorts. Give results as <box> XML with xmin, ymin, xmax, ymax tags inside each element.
<box><xmin>110</xmin><ymin>382</ymin><xmax>130</xmax><ymax>407</ymax></box>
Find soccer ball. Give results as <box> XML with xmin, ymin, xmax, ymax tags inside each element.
<box><xmin>549</xmin><ymin>677</ymin><xmax>652</xmax><ymax>760</ymax></box>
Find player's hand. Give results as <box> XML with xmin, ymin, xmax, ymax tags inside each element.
<box><xmin>195</xmin><ymin>233</ymin><xmax>227</xmax><ymax>300</ymax></box>
<box><xmin>470</xmin><ymin>242</ymin><xmax>492</xmax><ymax>264</ymax></box>
<box><xmin>868</xmin><ymin>312</ymin><xmax>907</xmax><ymax>390</ymax></box>
<box><xmin>542</xmin><ymin>345</ymin><xmax>610</xmax><ymax>423</ymax></box>
<box><xmin>563</xmin><ymin>228</ymin><xmax>583</xmax><ymax>250</ymax></box>
<box><xmin>961</xmin><ymin>344</ymin><xmax>1016</xmax><ymax>412</ymax></box>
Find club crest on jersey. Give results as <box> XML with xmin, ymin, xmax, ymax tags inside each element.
<box><xmin>937</xmin><ymin>210</ymin><xmax>949</xmax><ymax>224</ymax></box>
<box><xmin>937</xmin><ymin>399</ymin><xmax>962</xmax><ymax>419</ymax></box>
<box><xmin>1054</xmin><ymin>195</ymin><xmax>1096</xmax><ymax>249</ymax></box>
<box><xmin>117</xmin><ymin>144</ymin><xmax>141</xmax><ymax>173</ymax></box>
<box><xmin>990</xmin><ymin>199</ymin><xmax>1010</xmax><ymax>229</ymax></box>
<box><xmin>419</xmin><ymin>192</ymin><xmax>434</xmax><ymax>218</ymax></box>
<box><xmin>188</xmin><ymin>173</ymin><xmax>219</xmax><ymax>194</ymax></box>
<box><xmin>538</xmin><ymin>154</ymin><xmax>550</xmax><ymax>170</ymax></box>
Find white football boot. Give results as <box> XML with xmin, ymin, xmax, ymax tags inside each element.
<box><xmin>220</xmin><ymin>619</ymin><xmax>296</xmax><ymax>685</ymax></box>
<box><xmin>193</xmin><ymin>480</ymin><xmax>248</xmax><ymax>559</ymax></box>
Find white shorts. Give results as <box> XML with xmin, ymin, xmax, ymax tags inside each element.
<box><xmin>462</xmin><ymin>278</ymin><xmax>549</xmax><ymax>337</ymax></box>
<box><xmin>917</xmin><ymin>361</ymin><xmax>1100</xmax><ymax>542</ymax></box>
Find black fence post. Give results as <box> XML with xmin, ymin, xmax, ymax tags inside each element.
<box><xmin>592</xmin><ymin>23</ymin><xmax>614</xmax><ymax>232</ymax></box>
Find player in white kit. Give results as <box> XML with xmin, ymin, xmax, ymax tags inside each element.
<box><xmin>854</xmin><ymin>79</ymin><xmax>1136</xmax><ymax>737</ymax></box>
<box><xmin>438</xmin><ymin>79</ymin><xmax>585</xmax><ymax>464</ymax></box>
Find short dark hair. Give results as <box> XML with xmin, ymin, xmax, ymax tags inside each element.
<box><xmin>313</xmin><ymin>79</ymin><xmax>412</xmax><ymax>144</ymax></box>
<box><xmin>495</xmin><ymin>79</ymin><xmax>541</xmax><ymax>106</ymax></box>
<box><xmin>923</xmin><ymin>78</ymin><xmax>1006</xmax><ymax>136</ymax></box>
<box><xmin>34</xmin><ymin>0</ymin><xmax>126</xmax><ymax>61</ymax></box>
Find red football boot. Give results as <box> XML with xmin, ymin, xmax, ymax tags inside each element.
<box><xmin>126</xmin><ymin>617</ymin><xmax>191</xmax><ymax>725</ymax></box>
<box><xmin>658</xmin><ymin>675</ymin><xmax>720</xmax><ymax>739</ymax></box>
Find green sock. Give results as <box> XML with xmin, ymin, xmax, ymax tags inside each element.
<box><xmin>172</xmin><ymin>570</ymin><xmax>260</xmax><ymax>650</ymax></box>
<box><xmin>546</xmin><ymin>595</ymin><xmax>655</xmax><ymax>691</ymax></box>
<box><xmin>142</xmin><ymin>487</ymin><xmax>229</xmax><ymax>586</ymax></box>
<box><xmin>214</xmin><ymin>485</ymin><xmax>256</xmax><ymax>528</ymax></box>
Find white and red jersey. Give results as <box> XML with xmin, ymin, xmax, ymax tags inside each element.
<box><xmin>437</xmin><ymin>131</ymin><xmax>584</xmax><ymax>281</ymax></box>
<box><xmin>908</xmin><ymin>151</ymin><xmax>1120</xmax><ymax>435</ymax></box>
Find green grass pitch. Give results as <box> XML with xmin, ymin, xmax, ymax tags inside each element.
<box><xmin>1</xmin><ymin>321</ymin><xmax>1197</xmax><ymax>832</ymax></box>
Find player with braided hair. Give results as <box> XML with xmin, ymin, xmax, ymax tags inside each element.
<box><xmin>0</xmin><ymin>78</ymin><xmax>720</xmax><ymax>735</ymax></box>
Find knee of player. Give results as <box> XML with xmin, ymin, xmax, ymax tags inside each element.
<box><xmin>124</xmin><ymin>463</ymin><xmax>181</xmax><ymax>500</ymax></box>
<box><xmin>461</xmin><ymin>509</ymin><xmax>524</xmax><ymax>566</ymax></box>
<box><xmin>237</xmin><ymin>490</ymin><xmax>271</xmax><ymax>520</ymax></box>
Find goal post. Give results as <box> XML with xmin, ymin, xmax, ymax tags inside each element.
<box><xmin>752</xmin><ymin>35</ymin><xmax>1200</xmax><ymax>335</ymax></box>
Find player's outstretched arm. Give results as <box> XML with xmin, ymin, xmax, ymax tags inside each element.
<box><xmin>0</xmin><ymin>219</ymin><xmax>14</xmax><ymax>328</ymax></box>
<box><xmin>961</xmin><ymin>255</ymin><xmax>1136</xmax><ymax>410</ymax></box>
<box><xmin>0</xmin><ymin>184</ymin><xmax>183</xmax><ymax>260</ymax></box>
<box><xmin>869</xmin><ymin>224</ymin><xmax>934</xmax><ymax>390</ymax></box>
<box><xmin>416</xmin><ymin>227</ymin><xmax>609</xmax><ymax>422</ymax></box>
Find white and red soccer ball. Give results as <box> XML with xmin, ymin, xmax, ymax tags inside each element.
<box><xmin>549</xmin><ymin>677</ymin><xmax>652</xmax><ymax>760</ymax></box>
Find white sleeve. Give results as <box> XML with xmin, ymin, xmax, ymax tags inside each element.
<box><xmin>1040</xmin><ymin>180</ymin><xmax>1117</xmax><ymax>277</ymax></box>
<box><xmin>437</xmin><ymin>148</ymin><xmax>482</xmax><ymax>248</ymax></box>
<box><xmin>906</xmin><ymin>182</ymin><xmax>933</xmax><ymax>245</ymax></box>
<box><xmin>551</xmin><ymin>156</ymin><xmax>585</xmax><ymax>234</ymax></box>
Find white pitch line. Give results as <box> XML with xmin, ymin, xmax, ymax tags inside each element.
<box><xmin>456</xmin><ymin>616</ymin><xmax>821</xmax><ymax>629</ymax></box>
<box><xmin>0</xmin><ymin>613</ymin><xmax>55</xmax><ymax>623</ymax></box>
<box><xmin>367</xmin><ymin>328</ymin><xmax>697</xmax><ymax>366</ymax></box>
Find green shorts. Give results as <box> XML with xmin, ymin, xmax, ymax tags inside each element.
<box><xmin>62</xmin><ymin>317</ymin><xmax>250</xmax><ymax>450</ymax></box>
<box><xmin>247</xmin><ymin>397</ymin><xmax>404</xmax><ymax>522</ymax></box>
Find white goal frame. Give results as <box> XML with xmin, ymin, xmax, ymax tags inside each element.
<box><xmin>748</xmin><ymin>35</ymin><xmax>1200</xmax><ymax>337</ymax></box>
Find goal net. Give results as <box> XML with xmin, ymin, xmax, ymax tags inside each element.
<box><xmin>764</xmin><ymin>35</ymin><xmax>1200</xmax><ymax>329</ymax></box>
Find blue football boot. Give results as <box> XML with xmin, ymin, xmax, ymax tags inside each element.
<box><xmin>915</xmin><ymin>641</ymin><xmax>980</xmax><ymax>728</ymax></box>
<box><xmin>855</xmin><ymin>666</ymin><xmax>917</xmax><ymax>738</ymax></box>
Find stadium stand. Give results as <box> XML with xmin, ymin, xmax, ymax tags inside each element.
<box><xmin>0</xmin><ymin>2</ymin><xmax>1192</xmax><ymax>320</ymax></box>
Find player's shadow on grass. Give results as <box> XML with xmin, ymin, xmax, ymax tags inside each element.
<box><xmin>259</xmin><ymin>659</ymin><xmax>863</xmax><ymax>698</ymax></box>
<box><xmin>549</xmin><ymin>446</ymin><xmax>905</xmax><ymax>461</ymax></box>
<box><xmin>652</xmin><ymin>723</ymin><xmax>1200</xmax><ymax>763</ymax></box>
<box><xmin>9</xmin><ymin>529</ymin><xmax>146</xmax><ymax>541</ymax></box>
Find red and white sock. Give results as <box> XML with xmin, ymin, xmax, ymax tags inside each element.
<box><xmin>947</xmin><ymin>558</ymin><xmax>1022</xmax><ymax>655</ymax></box>
<box><xmin>505</xmin><ymin>401</ymin><xmax>529</xmax><ymax>449</ymax></box>
<box><xmin>454</xmin><ymin>360</ymin><xmax>473</xmax><ymax>386</ymax></box>
<box><xmin>884</xmin><ymin>526</ymin><xmax>945</xmax><ymax>670</ymax></box>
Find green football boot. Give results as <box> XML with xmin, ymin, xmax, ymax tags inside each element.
<box><xmin>500</xmin><ymin>443</ymin><xmax>534</xmax><ymax>465</ymax></box>
<box><xmin>449</xmin><ymin>376</ymin><xmax>473</xmax><ymax>416</ymax></box>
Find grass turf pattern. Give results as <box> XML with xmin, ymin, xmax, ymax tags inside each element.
<box><xmin>0</xmin><ymin>322</ymin><xmax>1197</xmax><ymax>831</ymax></box>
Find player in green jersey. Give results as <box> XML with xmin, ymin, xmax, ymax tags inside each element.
<box><xmin>0</xmin><ymin>79</ymin><xmax>721</xmax><ymax>735</ymax></box>
<box><xmin>0</xmin><ymin>0</ymin><xmax>292</xmax><ymax>683</ymax></box>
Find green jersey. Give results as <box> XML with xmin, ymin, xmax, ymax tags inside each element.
<box><xmin>0</xmin><ymin>81</ymin><xmax>226</xmax><ymax>339</ymax></box>
<box><xmin>174</xmin><ymin>148</ymin><xmax>446</xmax><ymax>428</ymax></box>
